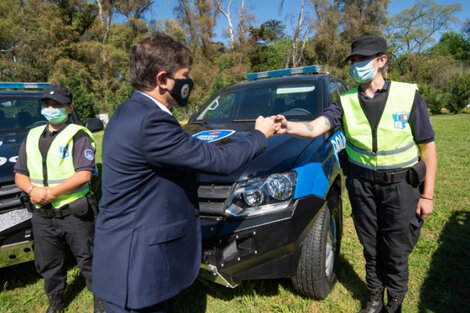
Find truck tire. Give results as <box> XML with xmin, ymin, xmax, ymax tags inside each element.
<box><xmin>291</xmin><ymin>204</ymin><xmax>340</xmax><ymax>299</ymax></box>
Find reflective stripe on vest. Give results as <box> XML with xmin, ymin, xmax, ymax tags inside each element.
<box><xmin>340</xmin><ymin>81</ymin><xmax>419</xmax><ymax>170</ymax></box>
<box><xmin>26</xmin><ymin>124</ymin><xmax>96</xmax><ymax>209</ymax></box>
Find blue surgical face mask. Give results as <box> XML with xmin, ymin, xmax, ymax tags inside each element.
<box><xmin>41</xmin><ymin>107</ymin><xmax>68</xmax><ymax>124</ymax></box>
<box><xmin>350</xmin><ymin>58</ymin><xmax>377</xmax><ymax>83</ymax></box>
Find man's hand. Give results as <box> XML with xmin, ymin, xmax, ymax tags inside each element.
<box><xmin>255</xmin><ymin>116</ymin><xmax>276</xmax><ymax>138</ymax></box>
<box><xmin>273</xmin><ymin>114</ymin><xmax>288</xmax><ymax>135</ymax></box>
<box><xmin>30</xmin><ymin>186</ymin><xmax>55</xmax><ymax>206</ymax></box>
<box><xmin>416</xmin><ymin>198</ymin><xmax>433</xmax><ymax>220</ymax></box>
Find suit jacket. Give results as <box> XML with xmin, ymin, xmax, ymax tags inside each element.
<box><xmin>92</xmin><ymin>92</ymin><xmax>266</xmax><ymax>309</ymax></box>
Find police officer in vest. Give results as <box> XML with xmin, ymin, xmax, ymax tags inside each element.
<box><xmin>14</xmin><ymin>85</ymin><xmax>105</xmax><ymax>313</ymax></box>
<box><xmin>274</xmin><ymin>36</ymin><xmax>437</xmax><ymax>313</ymax></box>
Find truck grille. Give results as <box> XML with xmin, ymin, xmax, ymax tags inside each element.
<box><xmin>0</xmin><ymin>184</ymin><xmax>22</xmax><ymax>214</ymax></box>
<box><xmin>198</xmin><ymin>184</ymin><xmax>234</xmax><ymax>215</ymax></box>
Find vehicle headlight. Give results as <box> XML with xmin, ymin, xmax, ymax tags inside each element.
<box><xmin>225</xmin><ymin>172</ymin><xmax>296</xmax><ymax>217</ymax></box>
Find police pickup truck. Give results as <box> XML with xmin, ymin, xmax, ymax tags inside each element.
<box><xmin>0</xmin><ymin>82</ymin><xmax>103</xmax><ymax>268</ymax></box>
<box><xmin>184</xmin><ymin>66</ymin><xmax>348</xmax><ymax>299</ymax></box>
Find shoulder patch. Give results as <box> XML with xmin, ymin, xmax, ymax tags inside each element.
<box><xmin>84</xmin><ymin>149</ymin><xmax>94</xmax><ymax>161</ymax></box>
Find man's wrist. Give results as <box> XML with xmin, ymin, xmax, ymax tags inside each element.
<box><xmin>420</xmin><ymin>194</ymin><xmax>434</xmax><ymax>201</ymax></box>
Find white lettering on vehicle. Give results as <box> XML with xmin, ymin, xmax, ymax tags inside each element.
<box><xmin>329</xmin><ymin>132</ymin><xmax>346</xmax><ymax>162</ymax></box>
<box><xmin>0</xmin><ymin>156</ymin><xmax>18</xmax><ymax>166</ymax></box>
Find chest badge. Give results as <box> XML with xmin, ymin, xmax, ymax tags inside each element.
<box><xmin>392</xmin><ymin>111</ymin><xmax>410</xmax><ymax>129</ymax></box>
<box><xmin>59</xmin><ymin>145</ymin><xmax>70</xmax><ymax>158</ymax></box>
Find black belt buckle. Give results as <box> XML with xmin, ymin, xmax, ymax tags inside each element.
<box><xmin>373</xmin><ymin>171</ymin><xmax>387</xmax><ymax>183</ymax></box>
<box><xmin>54</xmin><ymin>208</ymin><xmax>64</xmax><ymax>218</ymax></box>
<box><xmin>38</xmin><ymin>207</ymin><xmax>54</xmax><ymax>218</ymax></box>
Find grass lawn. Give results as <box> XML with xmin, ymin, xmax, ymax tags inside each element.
<box><xmin>1</xmin><ymin>114</ymin><xmax>469</xmax><ymax>313</ymax></box>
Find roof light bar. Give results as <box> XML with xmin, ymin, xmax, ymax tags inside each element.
<box><xmin>0</xmin><ymin>82</ymin><xmax>50</xmax><ymax>89</ymax></box>
<box><xmin>246</xmin><ymin>65</ymin><xmax>322</xmax><ymax>80</ymax></box>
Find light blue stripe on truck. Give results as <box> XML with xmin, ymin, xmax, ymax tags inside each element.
<box><xmin>0</xmin><ymin>82</ymin><xmax>50</xmax><ymax>89</ymax></box>
<box><xmin>293</xmin><ymin>162</ymin><xmax>329</xmax><ymax>199</ymax></box>
<box><xmin>246</xmin><ymin>65</ymin><xmax>322</xmax><ymax>80</ymax></box>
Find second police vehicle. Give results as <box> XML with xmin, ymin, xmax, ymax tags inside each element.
<box><xmin>0</xmin><ymin>82</ymin><xmax>103</xmax><ymax>269</ymax></box>
<box><xmin>184</xmin><ymin>66</ymin><xmax>348</xmax><ymax>299</ymax></box>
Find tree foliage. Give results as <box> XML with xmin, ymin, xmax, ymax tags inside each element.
<box><xmin>386</xmin><ymin>0</ymin><xmax>461</xmax><ymax>55</ymax></box>
<box><xmin>429</xmin><ymin>32</ymin><xmax>470</xmax><ymax>65</ymax></box>
<box><xmin>0</xmin><ymin>0</ymin><xmax>468</xmax><ymax>120</ymax></box>
<box><xmin>446</xmin><ymin>74</ymin><xmax>470</xmax><ymax>113</ymax></box>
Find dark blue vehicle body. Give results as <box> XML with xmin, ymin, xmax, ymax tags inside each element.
<box><xmin>183</xmin><ymin>72</ymin><xmax>348</xmax><ymax>298</ymax></box>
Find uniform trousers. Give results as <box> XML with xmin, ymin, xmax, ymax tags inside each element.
<box><xmin>31</xmin><ymin>210</ymin><xmax>94</xmax><ymax>295</ymax></box>
<box><xmin>346</xmin><ymin>175</ymin><xmax>423</xmax><ymax>298</ymax></box>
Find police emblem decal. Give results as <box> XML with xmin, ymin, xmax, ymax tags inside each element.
<box><xmin>181</xmin><ymin>84</ymin><xmax>189</xmax><ymax>99</ymax></box>
<box><xmin>193</xmin><ymin>130</ymin><xmax>236</xmax><ymax>143</ymax></box>
<box><xmin>392</xmin><ymin>111</ymin><xmax>410</xmax><ymax>129</ymax></box>
<box><xmin>84</xmin><ymin>149</ymin><xmax>94</xmax><ymax>160</ymax></box>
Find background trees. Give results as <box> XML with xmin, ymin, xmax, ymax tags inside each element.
<box><xmin>0</xmin><ymin>0</ymin><xmax>469</xmax><ymax>122</ymax></box>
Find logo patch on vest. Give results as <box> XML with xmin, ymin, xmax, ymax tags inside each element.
<box><xmin>392</xmin><ymin>111</ymin><xmax>410</xmax><ymax>129</ymax></box>
<box><xmin>59</xmin><ymin>145</ymin><xmax>70</xmax><ymax>158</ymax></box>
<box><xmin>84</xmin><ymin>149</ymin><xmax>94</xmax><ymax>160</ymax></box>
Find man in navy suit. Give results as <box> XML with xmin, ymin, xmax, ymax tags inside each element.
<box><xmin>92</xmin><ymin>32</ymin><xmax>275</xmax><ymax>313</ymax></box>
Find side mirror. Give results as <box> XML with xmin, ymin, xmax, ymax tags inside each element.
<box><xmin>86</xmin><ymin>117</ymin><xmax>104</xmax><ymax>133</ymax></box>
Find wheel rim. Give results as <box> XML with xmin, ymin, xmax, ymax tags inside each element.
<box><xmin>325</xmin><ymin>215</ymin><xmax>337</xmax><ymax>277</ymax></box>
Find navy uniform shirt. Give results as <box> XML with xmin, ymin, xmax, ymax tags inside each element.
<box><xmin>14</xmin><ymin>123</ymin><xmax>95</xmax><ymax>176</ymax></box>
<box><xmin>322</xmin><ymin>80</ymin><xmax>435</xmax><ymax>144</ymax></box>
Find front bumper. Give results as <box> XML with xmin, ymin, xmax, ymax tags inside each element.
<box><xmin>199</xmin><ymin>195</ymin><xmax>326</xmax><ymax>287</ymax></box>
<box><xmin>0</xmin><ymin>208</ymin><xmax>34</xmax><ymax>268</ymax></box>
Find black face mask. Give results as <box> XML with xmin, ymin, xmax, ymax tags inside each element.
<box><xmin>168</xmin><ymin>77</ymin><xmax>194</xmax><ymax>107</ymax></box>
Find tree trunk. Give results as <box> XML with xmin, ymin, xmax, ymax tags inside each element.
<box><xmin>215</xmin><ymin>0</ymin><xmax>235</xmax><ymax>47</ymax></box>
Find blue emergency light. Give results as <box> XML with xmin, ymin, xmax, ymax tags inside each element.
<box><xmin>246</xmin><ymin>65</ymin><xmax>323</xmax><ymax>80</ymax></box>
<box><xmin>0</xmin><ymin>82</ymin><xmax>50</xmax><ymax>89</ymax></box>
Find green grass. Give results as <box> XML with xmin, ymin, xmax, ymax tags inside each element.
<box><xmin>1</xmin><ymin>115</ymin><xmax>469</xmax><ymax>313</ymax></box>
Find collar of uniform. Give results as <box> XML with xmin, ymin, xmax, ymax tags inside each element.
<box><xmin>137</xmin><ymin>90</ymin><xmax>173</xmax><ymax>116</ymax></box>
<box><xmin>43</xmin><ymin>122</ymin><xmax>68</xmax><ymax>138</ymax></box>
<box><xmin>359</xmin><ymin>79</ymin><xmax>389</xmax><ymax>99</ymax></box>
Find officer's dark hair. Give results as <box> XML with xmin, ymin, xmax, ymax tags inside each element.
<box><xmin>129</xmin><ymin>32</ymin><xmax>193</xmax><ymax>91</ymax></box>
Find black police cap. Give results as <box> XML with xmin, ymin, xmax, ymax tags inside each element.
<box><xmin>40</xmin><ymin>85</ymin><xmax>73</xmax><ymax>104</ymax></box>
<box><xmin>345</xmin><ymin>35</ymin><xmax>387</xmax><ymax>62</ymax></box>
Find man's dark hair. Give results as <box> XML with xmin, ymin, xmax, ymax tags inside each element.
<box><xmin>129</xmin><ymin>32</ymin><xmax>193</xmax><ymax>91</ymax></box>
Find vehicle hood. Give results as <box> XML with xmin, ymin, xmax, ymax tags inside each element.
<box><xmin>183</xmin><ymin>122</ymin><xmax>316</xmax><ymax>183</ymax></box>
<box><xmin>0</xmin><ymin>132</ymin><xmax>25</xmax><ymax>185</ymax></box>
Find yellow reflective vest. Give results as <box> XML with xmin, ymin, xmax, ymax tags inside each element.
<box><xmin>340</xmin><ymin>81</ymin><xmax>419</xmax><ymax>171</ymax></box>
<box><xmin>26</xmin><ymin>124</ymin><xmax>95</xmax><ymax>209</ymax></box>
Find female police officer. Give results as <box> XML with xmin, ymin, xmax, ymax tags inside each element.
<box><xmin>274</xmin><ymin>36</ymin><xmax>437</xmax><ymax>313</ymax></box>
<box><xmin>14</xmin><ymin>85</ymin><xmax>104</xmax><ymax>313</ymax></box>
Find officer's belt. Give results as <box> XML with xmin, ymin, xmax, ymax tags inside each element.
<box><xmin>33</xmin><ymin>205</ymin><xmax>72</xmax><ymax>219</ymax></box>
<box><xmin>349</xmin><ymin>163</ymin><xmax>408</xmax><ymax>183</ymax></box>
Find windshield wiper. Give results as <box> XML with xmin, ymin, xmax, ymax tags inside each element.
<box><xmin>231</xmin><ymin>119</ymin><xmax>256</xmax><ymax>122</ymax></box>
<box><xmin>190</xmin><ymin>120</ymin><xmax>207</xmax><ymax>124</ymax></box>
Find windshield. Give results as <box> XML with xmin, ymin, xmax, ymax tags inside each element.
<box><xmin>0</xmin><ymin>96</ymin><xmax>48</xmax><ymax>133</ymax></box>
<box><xmin>195</xmin><ymin>80</ymin><xmax>322</xmax><ymax>122</ymax></box>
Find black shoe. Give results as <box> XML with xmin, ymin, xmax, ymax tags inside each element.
<box><xmin>358</xmin><ymin>290</ymin><xmax>384</xmax><ymax>313</ymax></box>
<box><xmin>93</xmin><ymin>296</ymin><xmax>106</xmax><ymax>313</ymax></box>
<box><xmin>382</xmin><ymin>294</ymin><xmax>404</xmax><ymax>313</ymax></box>
<box><xmin>46</xmin><ymin>293</ymin><xmax>65</xmax><ymax>313</ymax></box>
